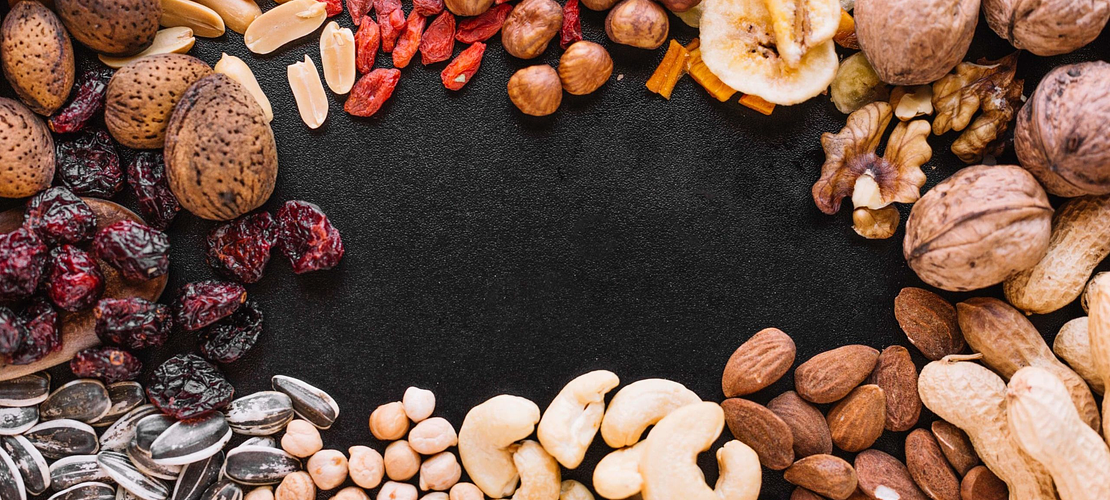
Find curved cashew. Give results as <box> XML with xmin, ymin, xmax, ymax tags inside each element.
<box><xmin>560</xmin><ymin>480</ymin><xmax>594</xmax><ymax>500</ymax></box>
<box><xmin>511</xmin><ymin>440</ymin><xmax>561</xmax><ymax>500</ymax></box>
<box><xmin>537</xmin><ymin>370</ymin><xmax>620</xmax><ymax>469</ymax></box>
<box><xmin>715</xmin><ymin>441</ymin><xmax>761</xmax><ymax>500</ymax></box>
<box><xmin>639</xmin><ymin>402</ymin><xmax>724</xmax><ymax>500</ymax></box>
<box><xmin>592</xmin><ymin>441</ymin><xmax>647</xmax><ymax>500</ymax></box>
<box><xmin>599</xmin><ymin>379</ymin><xmax>701</xmax><ymax>448</ymax></box>
<box><xmin>458</xmin><ymin>395</ymin><xmax>541</xmax><ymax>498</ymax></box>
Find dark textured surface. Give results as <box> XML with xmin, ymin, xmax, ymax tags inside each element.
<box><xmin>4</xmin><ymin>4</ymin><xmax>1110</xmax><ymax>498</ymax></box>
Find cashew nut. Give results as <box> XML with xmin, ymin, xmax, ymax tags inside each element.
<box><xmin>599</xmin><ymin>379</ymin><xmax>700</xmax><ymax>448</ymax></box>
<box><xmin>537</xmin><ymin>370</ymin><xmax>620</xmax><ymax>469</ymax></box>
<box><xmin>458</xmin><ymin>395</ymin><xmax>542</xmax><ymax>498</ymax></box>
<box><xmin>715</xmin><ymin>441</ymin><xmax>761</xmax><ymax>500</ymax></box>
<box><xmin>560</xmin><ymin>480</ymin><xmax>594</xmax><ymax>500</ymax></box>
<box><xmin>592</xmin><ymin>441</ymin><xmax>646</xmax><ymax>500</ymax></box>
<box><xmin>639</xmin><ymin>402</ymin><xmax>723</xmax><ymax>500</ymax></box>
<box><xmin>512</xmin><ymin>440</ymin><xmax>561</xmax><ymax>500</ymax></box>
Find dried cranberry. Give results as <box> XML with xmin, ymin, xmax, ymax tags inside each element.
<box><xmin>147</xmin><ymin>354</ymin><xmax>235</xmax><ymax>420</ymax></box>
<box><xmin>174</xmin><ymin>281</ymin><xmax>247</xmax><ymax>331</ymax></box>
<box><xmin>199</xmin><ymin>301</ymin><xmax>263</xmax><ymax>364</ymax></box>
<box><xmin>206</xmin><ymin>213</ymin><xmax>277</xmax><ymax>284</ymax></box>
<box><xmin>276</xmin><ymin>201</ymin><xmax>345</xmax><ymax>274</ymax></box>
<box><xmin>0</xmin><ymin>228</ymin><xmax>49</xmax><ymax>303</ymax></box>
<box><xmin>345</xmin><ymin>69</ymin><xmax>402</xmax><ymax>118</ymax></box>
<box><xmin>10</xmin><ymin>298</ymin><xmax>62</xmax><ymax>365</ymax></box>
<box><xmin>23</xmin><ymin>187</ymin><xmax>98</xmax><ymax>246</ymax></box>
<box><xmin>45</xmin><ymin>245</ymin><xmax>105</xmax><ymax>312</ymax></box>
<box><xmin>70</xmin><ymin>347</ymin><xmax>142</xmax><ymax>383</ymax></box>
<box><xmin>126</xmin><ymin>152</ymin><xmax>181</xmax><ymax>231</ymax></box>
<box><xmin>92</xmin><ymin>221</ymin><xmax>170</xmax><ymax>282</ymax></box>
<box><xmin>48</xmin><ymin>68</ymin><xmax>114</xmax><ymax>134</ymax></box>
<box><xmin>419</xmin><ymin>12</ymin><xmax>455</xmax><ymax>65</ymax></box>
<box><xmin>55</xmin><ymin>128</ymin><xmax>123</xmax><ymax>198</ymax></box>
<box><xmin>94</xmin><ymin>297</ymin><xmax>172</xmax><ymax>349</ymax></box>
<box><xmin>0</xmin><ymin>307</ymin><xmax>26</xmax><ymax>355</ymax></box>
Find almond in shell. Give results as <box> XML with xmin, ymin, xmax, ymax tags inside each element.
<box><xmin>894</xmin><ymin>287</ymin><xmax>965</xmax><ymax>360</ymax></box>
<box><xmin>795</xmin><ymin>345</ymin><xmax>879</xmax><ymax>404</ymax></box>
<box><xmin>930</xmin><ymin>420</ymin><xmax>979</xmax><ymax>477</ymax></box>
<box><xmin>826</xmin><ymin>384</ymin><xmax>886</xmax><ymax>453</ymax></box>
<box><xmin>869</xmin><ymin>345</ymin><xmax>921</xmax><ymax>431</ymax></box>
<box><xmin>783</xmin><ymin>454</ymin><xmax>858</xmax><ymax>500</ymax></box>
<box><xmin>768</xmin><ymin>391</ymin><xmax>832</xmax><ymax>458</ymax></box>
<box><xmin>721</xmin><ymin>398</ymin><xmax>793</xmax><ymax>470</ymax></box>
<box><xmin>855</xmin><ymin>449</ymin><xmax>928</xmax><ymax>500</ymax></box>
<box><xmin>906</xmin><ymin>428</ymin><xmax>960</xmax><ymax>500</ymax></box>
<box><xmin>722</xmin><ymin>327</ymin><xmax>796</xmax><ymax>397</ymax></box>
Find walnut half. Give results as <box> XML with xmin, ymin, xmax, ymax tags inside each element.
<box><xmin>931</xmin><ymin>52</ymin><xmax>1024</xmax><ymax>164</ymax></box>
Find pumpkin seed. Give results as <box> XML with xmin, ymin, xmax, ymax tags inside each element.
<box><xmin>101</xmin><ymin>406</ymin><xmax>159</xmax><ymax>452</ymax></box>
<box><xmin>50</xmin><ymin>455</ymin><xmax>113</xmax><ymax>492</ymax></box>
<box><xmin>221</xmin><ymin>445</ymin><xmax>300</xmax><ymax>485</ymax></box>
<box><xmin>47</xmin><ymin>482</ymin><xmax>114</xmax><ymax>500</ymax></box>
<box><xmin>151</xmin><ymin>413</ymin><xmax>231</xmax><ymax>466</ymax></box>
<box><xmin>270</xmin><ymin>376</ymin><xmax>338</xmax><ymax>429</ymax></box>
<box><xmin>224</xmin><ymin>392</ymin><xmax>293</xmax><ymax>436</ymax></box>
<box><xmin>41</xmin><ymin>380</ymin><xmax>111</xmax><ymax>423</ymax></box>
<box><xmin>0</xmin><ymin>373</ymin><xmax>51</xmax><ymax>407</ymax></box>
<box><xmin>97</xmin><ymin>451</ymin><xmax>170</xmax><ymax>500</ymax></box>
<box><xmin>199</xmin><ymin>479</ymin><xmax>242</xmax><ymax>500</ymax></box>
<box><xmin>0</xmin><ymin>447</ymin><xmax>25</xmax><ymax>500</ymax></box>
<box><xmin>24</xmin><ymin>420</ymin><xmax>99</xmax><ymax>459</ymax></box>
<box><xmin>0</xmin><ymin>435</ymin><xmax>49</xmax><ymax>495</ymax></box>
<box><xmin>89</xmin><ymin>383</ymin><xmax>146</xmax><ymax>428</ymax></box>
<box><xmin>125</xmin><ymin>441</ymin><xmax>180</xmax><ymax>481</ymax></box>
<box><xmin>171</xmin><ymin>451</ymin><xmax>223</xmax><ymax>500</ymax></box>
<box><xmin>0</xmin><ymin>406</ymin><xmax>38</xmax><ymax>435</ymax></box>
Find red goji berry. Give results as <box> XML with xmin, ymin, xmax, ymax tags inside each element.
<box><xmin>374</xmin><ymin>0</ymin><xmax>401</xmax><ymax>16</ymax></box>
<box><xmin>559</xmin><ymin>0</ymin><xmax>581</xmax><ymax>49</ymax></box>
<box><xmin>317</xmin><ymin>0</ymin><xmax>343</xmax><ymax>16</ymax></box>
<box><xmin>348</xmin><ymin>0</ymin><xmax>373</xmax><ymax>23</ymax></box>
<box><xmin>380</xmin><ymin>8</ymin><xmax>406</xmax><ymax>52</ymax></box>
<box><xmin>345</xmin><ymin>69</ymin><xmax>401</xmax><ymax>117</ymax></box>
<box><xmin>355</xmin><ymin>16</ymin><xmax>381</xmax><ymax>73</ymax></box>
<box><xmin>419</xmin><ymin>12</ymin><xmax>455</xmax><ymax>65</ymax></box>
<box><xmin>413</xmin><ymin>0</ymin><xmax>444</xmax><ymax>16</ymax></box>
<box><xmin>392</xmin><ymin>11</ymin><xmax>426</xmax><ymax>68</ymax></box>
<box><xmin>455</xmin><ymin>4</ymin><xmax>512</xmax><ymax>44</ymax></box>
<box><xmin>441</xmin><ymin>42</ymin><xmax>485</xmax><ymax>91</ymax></box>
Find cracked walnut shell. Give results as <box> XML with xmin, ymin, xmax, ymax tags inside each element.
<box><xmin>982</xmin><ymin>0</ymin><xmax>1109</xmax><ymax>56</ymax></box>
<box><xmin>854</xmin><ymin>0</ymin><xmax>977</xmax><ymax>85</ymax></box>
<box><xmin>932</xmin><ymin>53</ymin><xmax>1023</xmax><ymax>165</ymax></box>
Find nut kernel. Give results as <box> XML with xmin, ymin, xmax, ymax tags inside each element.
<box><xmin>215</xmin><ymin>53</ymin><xmax>273</xmax><ymax>123</ymax></box>
<box><xmin>98</xmin><ymin>27</ymin><xmax>196</xmax><ymax>69</ymax></box>
<box><xmin>192</xmin><ymin>0</ymin><xmax>262</xmax><ymax>33</ymax></box>
<box><xmin>508</xmin><ymin>65</ymin><xmax>562</xmax><ymax>117</ymax></box>
<box><xmin>287</xmin><ymin>54</ymin><xmax>329</xmax><ymax>129</ymax></box>
<box><xmin>349</xmin><ymin>445</ymin><xmax>385</xmax><ymax>489</ymax></box>
<box><xmin>409</xmin><ymin>417</ymin><xmax>458</xmax><ymax>455</ymax></box>
<box><xmin>308</xmin><ymin>449</ymin><xmax>350</xmax><ymax>490</ymax></box>
<box><xmin>384</xmin><ymin>440</ymin><xmax>422</xmax><ymax>481</ymax></box>
<box><xmin>244</xmin><ymin>0</ymin><xmax>328</xmax><ymax>54</ymax></box>
<box><xmin>501</xmin><ymin>0</ymin><xmax>563</xmax><ymax>59</ymax></box>
<box><xmin>605</xmin><ymin>0</ymin><xmax>668</xmax><ymax>49</ymax></box>
<box><xmin>558</xmin><ymin>41</ymin><xmax>612</xmax><ymax>95</ymax></box>
<box><xmin>371</xmin><ymin>402</ymin><xmax>410</xmax><ymax>440</ymax></box>
<box><xmin>161</xmin><ymin>0</ymin><xmax>227</xmax><ymax>37</ymax></box>
<box><xmin>282</xmin><ymin>419</ymin><xmax>324</xmax><ymax>458</ymax></box>
<box><xmin>320</xmin><ymin>22</ymin><xmax>356</xmax><ymax>94</ymax></box>
<box><xmin>403</xmin><ymin>387</ymin><xmax>436</xmax><ymax>422</ymax></box>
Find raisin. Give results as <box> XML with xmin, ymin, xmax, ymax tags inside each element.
<box><xmin>94</xmin><ymin>297</ymin><xmax>172</xmax><ymax>349</ymax></box>
<box><xmin>380</xmin><ymin>8</ymin><xmax>406</xmax><ymax>53</ymax></box>
<box><xmin>45</xmin><ymin>245</ymin><xmax>105</xmax><ymax>312</ymax></box>
<box><xmin>0</xmin><ymin>307</ymin><xmax>26</xmax><ymax>355</ymax></box>
<box><xmin>559</xmin><ymin>0</ymin><xmax>581</xmax><ymax>49</ymax></box>
<box><xmin>174</xmin><ymin>281</ymin><xmax>247</xmax><ymax>332</ymax></box>
<box><xmin>55</xmin><ymin>128</ymin><xmax>124</xmax><ymax>198</ymax></box>
<box><xmin>441</xmin><ymin>42</ymin><xmax>486</xmax><ymax>90</ymax></box>
<box><xmin>0</xmin><ymin>228</ymin><xmax>49</xmax><ymax>304</ymax></box>
<box><xmin>92</xmin><ymin>221</ymin><xmax>170</xmax><ymax>282</ymax></box>
<box><xmin>70</xmin><ymin>347</ymin><xmax>142</xmax><ymax>383</ymax></box>
<box><xmin>393</xmin><ymin>11</ymin><xmax>426</xmax><ymax>68</ymax></box>
<box><xmin>356</xmin><ymin>16</ymin><xmax>381</xmax><ymax>74</ymax></box>
<box><xmin>48</xmin><ymin>68</ymin><xmax>114</xmax><ymax>134</ymax></box>
<box><xmin>147</xmin><ymin>354</ymin><xmax>235</xmax><ymax>420</ymax></box>
<box><xmin>126</xmin><ymin>152</ymin><xmax>181</xmax><ymax>231</ymax></box>
<box><xmin>276</xmin><ymin>201</ymin><xmax>345</xmax><ymax>273</ymax></box>
<box><xmin>199</xmin><ymin>301</ymin><xmax>263</xmax><ymax>364</ymax></box>
<box><xmin>455</xmin><ymin>4</ymin><xmax>512</xmax><ymax>43</ymax></box>
<box><xmin>414</xmin><ymin>0</ymin><xmax>444</xmax><ymax>17</ymax></box>
<box><xmin>23</xmin><ymin>186</ymin><xmax>98</xmax><ymax>246</ymax></box>
<box><xmin>420</xmin><ymin>12</ymin><xmax>456</xmax><ymax>65</ymax></box>
<box><xmin>318</xmin><ymin>0</ymin><xmax>343</xmax><ymax>16</ymax></box>
<box><xmin>10</xmin><ymin>298</ymin><xmax>62</xmax><ymax>365</ymax></box>
<box><xmin>206</xmin><ymin>213</ymin><xmax>277</xmax><ymax>284</ymax></box>
<box><xmin>349</xmin><ymin>0</ymin><xmax>373</xmax><ymax>23</ymax></box>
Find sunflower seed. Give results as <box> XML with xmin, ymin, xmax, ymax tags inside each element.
<box><xmin>222</xmin><ymin>446</ymin><xmax>299</xmax><ymax>486</ymax></box>
<box><xmin>0</xmin><ymin>373</ymin><xmax>51</xmax><ymax>407</ymax></box>
<box><xmin>118</xmin><ymin>488</ymin><xmax>142</xmax><ymax>500</ymax></box>
<box><xmin>89</xmin><ymin>383</ymin><xmax>146</xmax><ymax>428</ymax></box>
<box><xmin>224</xmin><ymin>392</ymin><xmax>293</xmax><ymax>436</ymax></box>
<box><xmin>50</xmin><ymin>455</ymin><xmax>113</xmax><ymax>492</ymax></box>
<box><xmin>125</xmin><ymin>441</ymin><xmax>180</xmax><ymax>481</ymax></box>
<box><xmin>41</xmin><ymin>380</ymin><xmax>111</xmax><ymax>423</ymax></box>
<box><xmin>47</xmin><ymin>482</ymin><xmax>114</xmax><ymax>500</ymax></box>
<box><xmin>0</xmin><ymin>446</ymin><xmax>26</xmax><ymax>500</ymax></box>
<box><xmin>97</xmin><ymin>451</ymin><xmax>170</xmax><ymax>500</ymax></box>
<box><xmin>151</xmin><ymin>413</ymin><xmax>231</xmax><ymax>466</ymax></box>
<box><xmin>199</xmin><ymin>480</ymin><xmax>242</xmax><ymax>500</ymax></box>
<box><xmin>171</xmin><ymin>451</ymin><xmax>223</xmax><ymax>500</ymax></box>
<box><xmin>24</xmin><ymin>420</ymin><xmax>99</xmax><ymax>459</ymax></box>
<box><xmin>270</xmin><ymin>376</ymin><xmax>338</xmax><ymax>429</ymax></box>
<box><xmin>237</xmin><ymin>437</ymin><xmax>277</xmax><ymax>449</ymax></box>
<box><xmin>133</xmin><ymin>415</ymin><xmax>175</xmax><ymax>454</ymax></box>
<box><xmin>100</xmin><ymin>406</ymin><xmax>159</xmax><ymax>452</ymax></box>
<box><xmin>0</xmin><ymin>435</ymin><xmax>49</xmax><ymax>495</ymax></box>
<box><xmin>0</xmin><ymin>406</ymin><xmax>38</xmax><ymax>435</ymax></box>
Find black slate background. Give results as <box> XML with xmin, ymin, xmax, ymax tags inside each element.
<box><xmin>5</xmin><ymin>4</ymin><xmax>1110</xmax><ymax>498</ymax></box>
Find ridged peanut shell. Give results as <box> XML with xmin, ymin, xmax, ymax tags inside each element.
<box><xmin>826</xmin><ymin>385</ymin><xmax>885</xmax><ymax>453</ymax></box>
<box><xmin>930</xmin><ymin>420</ymin><xmax>979</xmax><ymax>476</ymax></box>
<box><xmin>905</xmin><ymin>429</ymin><xmax>960</xmax><ymax>500</ymax></box>
<box><xmin>893</xmin><ymin>287</ymin><xmax>964</xmax><ymax>360</ymax></box>
<box><xmin>982</xmin><ymin>0</ymin><xmax>1109</xmax><ymax>57</ymax></box>
<box><xmin>783</xmin><ymin>454</ymin><xmax>858</xmax><ymax>500</ymax></box>
<box><xmin>869</xmin><ymin>345</ymin><xmax>921</xmax><ymax>431</ymax></box>
<box><xmin>0</xmin><ymin>98</ymin><xmax>54</xmax><ymax>198</ymax></box>
<box><xmin>768</xmin><ymin>391</ymin><xmax>832</xmax><ymax>458</ymax></box>
<box><xmin>722</xmin><ymin>327</ymin><xmax>796</xmax><ymax>398</ymax></box>
<box><xmin>854</xmin><ymin>0</ymin><xmax>977</xmax><ymax>85</ymax></box>
<box><xmin>55</xmin><ymin>0</ymin><xmax>161</xmax><ymax>55</ymax></box>
<box><xmin>105</xmin><ymin>53</ymin><xmax>213</xmax><ymax>149</ymax></box>
<box><xmin>855</xmin><ymin>450</ymin><xmax>928</xmax><ymax>500</ymax></box>
<box><xmin>0</xmin><ymin>1</ymin><xmax>75</xmax><ymax>116</ymax></box>
<box><xmin>794</xmin><ymin>344</ymin><xmax>879</xmax><ymax>404</ymax></box>
<box><xmin>721</xmin><ymin>398</ymin><xmax>793</xmax><ymax>470</ymax></box>
<box><xmin>1053</xmin><ymin>317</ymin><xmax>1104</xmax><ymax>394</ymax></box>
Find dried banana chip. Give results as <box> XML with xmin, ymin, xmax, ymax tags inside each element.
<box><xmin>764</xmin><ymin>0</ymin><xmax>840</xmax><ymax>67</ymax></box>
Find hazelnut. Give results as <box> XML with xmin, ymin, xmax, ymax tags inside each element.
<box><xmin>855</xmin><ymin>0</ymin><xmax>977</xmax><ymax>85</ymax></box>
<box><xmin>370</xmin><ymin>402</ymin><xmax>410</xmax><ymax>440</ymax></box>
<box><xmin>558</xmin><ymin>41</ymin><xmax>613</xmax><ymax>95</ymax></box>
<box><xmin>605</xmin><ymin>0</ymin><xmax>668</xmax><ymax>49</ymax></box>
<box><xmin>276</xmin><ymin>471</ymin><xmax>317</xmax><ymax>500</ymax></box>
<box><xmin>402</xmin><ymin>387</ymin><xmax>436</xmax><ymax>422</ymax></box>
<box><xmin>444</xmin><ymin>0</ymin><xmax>494</xmax><ymax>17</ymax></box>
<box><xmin>332</xmin><ymin>487</ymin><xmax>371</xmax><ymax>500</ymax></box>
<box><xmin>982</xmin><ymin>0</ymin><xmax>1109</xmax><ymax>56</ymax></box>
<box><xmin>307</xmin><ymin>449</ymin><xmax>349</xmax><ymax>490</ymax></box>
<box><xmin>659</xmin><ymin>0</ymin><xmax>699</xmax><ymax>12</ymax></box>
<box><xmin>501</xmin><ymin>0</ymin><xmax>563</xmax><ymax>59</ymax></box>
<box><xmin>282</xmin><ymin>419</ymin><xmax>324</xmax><ymax>458</ymax></box>
<box><xmin>384</xmin><ymin>440</ymin><xmax>422</xmax><ymax>481</ymax></box>
<box><xmin>418</xmin><ymin>452</ymin><xmax>462</xmax><ymax>491</ymax></box>
<box><xmin>408</xmin><ymin>417</ymin><xmax>458</xmax><ymax>455</ymax></box>
<box><xmin>508</xmin><ymin>65</ymin><xmax>563</xmax><ymax>117</ymax></box>
<box><xmin>378</xmin><ymin>482</ymin><xmax>418</xmax><ymax>500</ymax></box>
<box><xmin>448</xmin><ymin>483</ymin><xmax>483</xmax><ymax>500</ymax></box>
<box><xmin>348</xmin><ymin>446</ymin><xmax>385</xmax><ymax>489</ymax></box>
<box><xmin>581</xmin><ymin>0</ymin><xmax>618</xmax><ymax>10</ymax></box>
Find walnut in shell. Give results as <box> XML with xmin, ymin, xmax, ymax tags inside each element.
<box><xmin>854</xmin><ymin>0</ymin><xmax>978</xmax><ymax>85</ymax></box>
<box><xmin>0</xmin><ymin>98</ymin><xmax>54</xmax><ymax>198</ymax></box>
<box><xmin>903</xmin><ymin>165</ymin><xmax>1053</xmax><ymax>292</ymax></box>
<box><xmin>164</xmin><ymin>74</ymin><xmax>278</xmax><ymax>221</ymax></box>
<box><xmin>105</xmin><ymin>54</ymin><xmax>213</xmax><ymax>149</ymax></box>
<box><xmin>1015</xmin><ymin>62</ymin><xmax>1110</xmax><ymax>197</ymax></box>
<box><xmin>55</xmin><ymin>0</ymin><xmax>161</xmax><ymax>56</ymax></box>
<box><xmin>0</xmin><ymin>1</ymin><xmax>75</xmax><ymax>116</ymax></box>
<box><xmin>982</xmin><ymin>0</ymin><xmax>1109</xmax><ymax>56</ymax></box>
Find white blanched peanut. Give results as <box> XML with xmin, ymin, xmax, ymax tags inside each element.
<box><xmin>319</xmin><ymin>21</ymin><xmax>355</xmax><ymax>94</ymax></box>
<box><xmin>214</xmin><ymin>53</ymin><xmax>273</xmax><ymax>123</ymax></box>
<box><xmin>276</xmin><ymin>471</ymin><xmax>317</xmax><ymax>500</ymax></box>
<box><xmin>243</xmin><ymin>0</ymin><xmax>328</xmax><ymax>54</ymax></box>
<box><xmin>560</xmin><ymin>480</ymin><xmax>594</xmax><ymax>500</ymax></box>
<box><xmin>403</xmin><ymin>387</ymin><xmax>437</xmax><ymax>422</ymax></box>
<box><xmin>332</xmin><ymin>487</ymin><xmax>371</xmax><ymax>500</ymax></box>
<box><xmin>384</xmin><ymin>440</ymin><xmax>422</xmax><ymax>481</ymax></box>
<box><xmin>448</xmin><ymin>483</ymin><xmax>484</xmax><ymax>500</ymax></box>
<box><xmin>98</xmin><ymin>27</ymin><xmax>196</xmax><ymax>69</ymax></box>
<box><xmin>409</xmin><ymin>417</ymin><xmax>458</xmax><ymax>455</ymax></box>
<box><xmin>161</xmin><ymin>0</ymin><xmax>226</xmax><ymax>37</ymax></box>
<box><xmin>421</xmin><ymin>494</ymin><xmax>449</xmax><ymax>500</ymax></box>
<box><xmin>192</xmin><ymin>0</ymin><xmax>261</xmax><ymax>33</ymax></box>
<box><xmin>282</xmin><ymin>419</ymin><xmax>323</xmax><ymax>458</ymax></box>
<box><xmin>308</xmin><ymin>449</ymin><xmax>349</xmax><ymax>490</ymax></box>
<box><xmin>287</xmin><ymin>55</ymin><xmax>328</xmax><ymax>129</ymax></box>
<box><xmin>245</xmin><ymin>487</ymin><xmax>275</xmax><ymax>500</ymax></box>
<box><xmin>372</xmin><ymin>402</ymin><xmax>411</xmax><ymax>440</ymax></box>
<box><xmin>349</xmin><ymin>446</ymin><xmax>385</xmax><ymax>489</ymax></box>
<box><xmin>378</xmin><ymin>482</ymin><xmax>418</xmax><ymax>500</ymax></box>
<box><xmin>419</xmin><ymin>452</ymin><xmax>462</xmax><ymax>491</ymax></box>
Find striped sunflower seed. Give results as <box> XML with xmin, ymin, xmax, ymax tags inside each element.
<box><xmin>97</xmin><ymin>451</ymin><xmax>170</xmax><ymax>500</ymax></box>
<box><xmin>224</xmin><ymin>392</ymin><xmax>293</xmax><ymax>436</ymax></box>
<box><xmin>151</xmin><ymin>413</ymin><xmax>231</xmax><ymax>466</ymax></box>
<box><xmin>270</xmin><ymin>376</ymin><xmax>338</xmax><ymax>429</ymax></box>
<box><xmin>47</xmin><ymin>482</ymin><xmax>115</xmax><ymax>500</ymax></box>
<box><xmin>0</xmin><ymin>446</ymin><xmax>25</xmax><ymax>500</ymax></box>
<box><xmin>40</xmin><ymin>380</ymin><xmax>111</xmax><ymax>423</ymax></box>
<box><xmin>132</xmin><ymin>415</ymin><xmax>175</xmax><ymax>455</ymax></box>
<box><xmin>0</xmin><ymin>435</ymin><xmax>49</xmax><ymax>495</ymax></box>
<box><xmin>24</xmin><ymin>420</ymin><xmax>99</xmax><ymax>459</ymax></box>
<box><xmin>171</xmin><ymin>451</ymin><xmax>223</xmax><ymax>500</ymax></box>
<box><xmin>125</xmin><ymin>440</ymin><xmax>180</xmax><ymax>481</ymax></box>
<box><xmin>0</xmin><ymin>373</ymin><xmax>51</xmax><ymax>407</ymax></box>
<box><xmin>118</xmin><ymin>488</ymin><xmax>142</xmax><ymax>500</ymax></box>
<box><xmin>100</xmin><ymin>406</ymin><xmax>159</xmax><ymax>452</ymax></box>
<box><xmin>0</xmin><ymin>406</ymin><xmax>38</xmax><ymax>435</ymax></box>
<box><xmin>50</xmin><ymin>455</ymin><xmax>113</xmax><ymax>492</ymax></box>
<box><xmin>199</xmin><ymin>479</ymin><xmax>243</xmax><ymax>500</ymax></box>
<box><xmin>89</xmin><ymin>383</ymin><xmax>146</xmax><ymax>428</ymax></box>
<box><xmin>236</xmin><ymin>437</ymin><xmax>277</xmax><ymax>449</ymax></box>
<box><xmin>221</xmin><ymin>446</ymin><xmax>299</xmax><ymax>485</ymax></box>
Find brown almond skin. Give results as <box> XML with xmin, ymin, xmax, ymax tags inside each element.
<box><xmin>723</xmin><ymin>328</ymin><xmax>796</xmax><ymax>397</ymax></box>
<box><xmin>721</xmin><ymin>398</ymin><xmax>793</xmax><ymax>470</ymax></box>
<box><xmin>960</xmin><ymin>465</ymin><xmax>1008</xmax><ymax>500</ymax></box>
<box><xmin>791</xmin><ymin>488</ymin><xmax>824</xmax><ymax>500</ymax></box>
<box><xmin>784</xmin><ymin>454</ymin><xmax>858</xmax><ymax>500</ymax></box>
<box><xmin>0</xmin><ymin>98</ymin><xmax>54</xmax><ymax>198</ymax></box>
<box><xmin>795</xmin><ymin>345</ymin><xmax>880</xmax><ymax>404</ymax></box>
<box><xmin>931</xmin><ymin>420</ymin><xmax>979</xmax><ymax>476</ymax></box>
<box><xmin>894</xmin><ymin>287</ymin><xmax>965</xmax><ymax>360</ymax></box>
<box><xmin>827</xmin><ymin>385</ymin><xmax>886</xmax><ymax>452</ymax></box>
<box><xmin>768</xmin><ymin>391</ymin><xmax>832</xmax><ymax>458</ymax></box>
<box><xmin>869</xmin><ymin>345</ymin><xmax>922</xmax><ymax>431</ymax></box>
<box><xmin>55</xmin><ymin>0</ymin><xmax>161</xmax><ymax>56</ymax></box>
<box><xmin>906</xmin><ymin>428</ymin><xmax>961</xmax><ymax>500</ymax></box>
<box><xmin>106</xmin><ymin>54</ymin><xmax>214</xmax><ymax>149</ymax></box>
<box><xmin>0</xmin><ymin>1</ymin><xmax>75</xmax><ymax>116</ymax></box>
<box><xmin>856</xmin><ymin>449</ymin><xmax>929</xmax><ymax>500</ymax></box>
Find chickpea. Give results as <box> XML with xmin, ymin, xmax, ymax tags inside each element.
<box><xmin>276</xmin><ymin>471</ymin><xmax>316</xmax><ymax>500</ymax></box>
<box><xmin>384</xmin><ymin>440</ymin><xmax>422</xmax><ymax>481</ymax></box>
<box><xmin>370</xmin><ymin>402</ymin><xmax>410</xmax><ymax>441</ymax></box>
<box><xmin>448</xmin><ymin>483</ymin><xmax>484</xmax><ymax>500</ymax></box>
<box><xmin>348</xmin><ymin>445</ymin><xmax>385</xmax><ymax>489</ymax></box>
<box><xmin>332</xmin><ymin>487</ymin><xmax>371</xmax><ymax>500</ymax></box>
<box><xmin>377</xmin><ymin>481</ymin><xmax>418</xmax><ymax>500</ymax></box>
<box><xmin>307</xmin><ymin>449</ymin><xmax>349</xmax><ymax>490</ymax></box>
<box><xmin>408</xmin><ymin>417</ymin><xmax>458</xmax><ymax>455</ymax></box>
<box><xmin>421</xmin><ymin>494</ymin><xmax>449</xmax><ymax>500</ymax></box>
<box><xmin>418</xmin><ymin>452</ymin><xmax>461</xmax><ymax>491</ymax></box>
<box><xmin>402</xmin><ymin>387</ymin><xmax>436</xmax><ymax>422</ymax></box>
<box><xmin>245</xmin><ymin>487</ymin><xmax>275</xmax><ymax>500</ymax></box>
<box><xmin>282</xmin><ymin>420</ymin><xmax>323</xmax><ymax>458</ymax></box>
